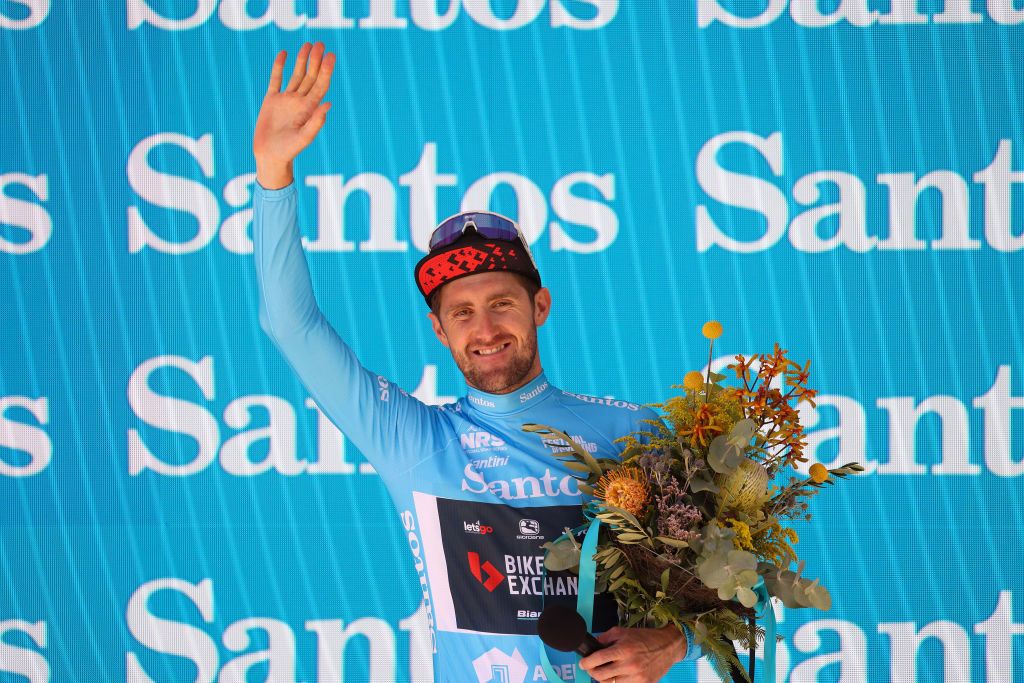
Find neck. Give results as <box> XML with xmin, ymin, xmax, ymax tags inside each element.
<box><xmin>465</xmin><ymin>370</ymin><xmax>554</xmax><ymax>415</ymax></box>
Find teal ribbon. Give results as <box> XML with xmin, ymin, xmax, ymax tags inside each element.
<box><xmin>751</xmin><ymin>577</ymin><xmax>776</xmax><ymax>683</ymax></box>
<box><xmin>539</xmin><ymin>502</ymin><xmax>602</xmax><ymax>682</ymax></box>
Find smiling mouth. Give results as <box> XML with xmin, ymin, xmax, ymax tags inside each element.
<box><xmin>473</xmin><ymin>342</ymin><xmax>511</xmax><ymax>357</ymax></box>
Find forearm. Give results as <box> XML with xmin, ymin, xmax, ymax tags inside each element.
<box><xmin>253</xmin><ymin>180</ymin><xmax>322</xmax><ymax>339</ymax></box>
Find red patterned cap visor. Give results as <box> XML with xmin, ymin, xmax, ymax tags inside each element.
<box><xmin>414</xmin><ymin>237</ymin><xmax>541</xmax><ymax>304</ymax></box>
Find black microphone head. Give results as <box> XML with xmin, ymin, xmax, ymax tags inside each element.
<box><xmin>537</xmin><ymin>603</ymin><xmax>587</xmax><ymax>652</ymax></box>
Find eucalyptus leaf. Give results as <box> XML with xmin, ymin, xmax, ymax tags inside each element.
<box><xmin>709</xmin><ymin>435</ymin><xmax>743</xmax><ymax>474</ymax></box>
<box><xmin>655</xmin><ymin>536</ymin><xmax>690</xmax><ymax>549</ymax></box>
<box><xmin>541</xmin><ymin>539</ymin><xmax>580</xmax><ymax>572</ymax></box>
<box><xmin>735</xmin><ymin>586</ymin><xmax>758</xmax><ymax>608</ymax></box>
<box><xmin>729</xmin><ymin>418</ymin><xmax>756</xmax><ymax>442</ymax></box>
<box><xmin>690</xmin><ymin>475</ymin><xmax>720</xmax><ymax>494</ymax></box>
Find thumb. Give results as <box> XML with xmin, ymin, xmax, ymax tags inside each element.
<box><xmin>299</xmin><ymin>101</ymin><xmax>331</xmax><ymax>141</ymax></box>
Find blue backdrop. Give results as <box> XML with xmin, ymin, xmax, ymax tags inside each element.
<box><xmin>1</xmin><ymin>1</ymin><xmax>1022</xmax><ymax>681</ymax></box>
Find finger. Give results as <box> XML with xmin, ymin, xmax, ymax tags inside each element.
<box><xmin>297</xmin><ymin>41</ymin><xmax>326</xmax><ymax>96</ymax></box>
<box><xmin>588</xmin><ymin>661</ymin><xmax>626</xmax><ymax>683</ymax></box>
<box><xmin>298</xmin><ymin>101</ymin><xmax>331</xmax><ymax>143</ymax></box>
<box><xmin>265</xmin><ymin>49</ymin><xmax>286</xmax><ymax>96</ymax></box>
<box><xmin>285</xmin><ymin>42</ymin><xmax>313</xmax><ymax>92</ymax></box>
<box><xmin>579</xmin><ymin>646</ymin><xmax>615</xmax><ymax>671</ymax></box>
<box><xmin>305</xmin><ymin>52</ymin><xmax>336</xmax><ymax>102</ymax></box>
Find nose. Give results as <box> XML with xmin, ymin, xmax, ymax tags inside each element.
<box><xmin>473</xmin><ymin>309</ymin><xmax>503</xmax><ymax>342</ymax></box>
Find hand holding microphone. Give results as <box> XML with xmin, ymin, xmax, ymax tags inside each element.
<box><xmin>537</xmin><ymin>602</ymin><xmax>606</xmax><ymax>657</ymax></box>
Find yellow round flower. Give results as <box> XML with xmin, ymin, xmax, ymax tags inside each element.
<box><xmin>718</xmin><ymin>458</ymin><xmax>770</xmax><ymax>511</ymax></box>
<box><xmin>809</xmin><ymin>463</ymin><xmax>829</xmax><ymax>483</ymax></box>
<box><xmin>595</xmin><ymin>466</ymin><xmax>650</xmax><ymax>517</ymax></box>
<box><xmin>683</xmin><ymin>371</ymin><xmax>704</xmax><ymax>391</ymax></box>
<box><xmin>702</xmin><ymin>321</ymin><xmax>723</xmax><ymax>339</ymax></box>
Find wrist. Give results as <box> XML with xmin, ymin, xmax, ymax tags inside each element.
<box><xmin>255</xmin><ymin>158</ymin><xmax>294</xmax><ymax>191</ymax></box>
<box><xmin>661</xmin><ymin>624</ymin><xmax>686</xmax><ymax>663</ymax></box>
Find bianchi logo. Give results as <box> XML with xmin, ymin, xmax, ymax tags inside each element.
<box><xmin>472</xmin><ymin>647</ymin><xmax>528</xmax><ymax>683</ymax></box>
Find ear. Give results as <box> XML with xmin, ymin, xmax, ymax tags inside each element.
<box><xmin>533</xmin><ymin>287</ymin><xmax>552</xmax><ymax>327</ymax></box>
<box><xmin>428</xmin><ymin>311</ymin><xmax>450</xmax><ymax>348</ymax></box>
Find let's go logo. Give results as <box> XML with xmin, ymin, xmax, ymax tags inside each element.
<box><xmin>463</xmin><ymin>520</ymin><xmax>494</xmax><ymax>535</ymax></box>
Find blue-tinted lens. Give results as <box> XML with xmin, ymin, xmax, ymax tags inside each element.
<box><xmin>429</xmin><ymin>212</ymin><xmax>521</xmax><ymax>250</ymax></box>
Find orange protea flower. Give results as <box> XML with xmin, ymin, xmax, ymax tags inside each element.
<box><xmin>595</xmin><ymin>466</ymin><xmax>650</xmax><ymax>517</ymax></box>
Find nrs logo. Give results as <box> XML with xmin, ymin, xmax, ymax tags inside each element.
<box><xmin>460</xmin><ymin>427</ymin><xmax>507</xmax><ymax>454</ymax></box>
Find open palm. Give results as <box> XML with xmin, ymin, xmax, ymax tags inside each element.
<box><xmin>253</xmin><ymin>42</ymin><xmax>336</xmax><ymax>170</ymax></box>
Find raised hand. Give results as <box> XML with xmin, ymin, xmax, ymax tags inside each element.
<box><xmin>253</xmin><ymin>42</ymin><xmax>336</xmax><ymax>189</ymax></box>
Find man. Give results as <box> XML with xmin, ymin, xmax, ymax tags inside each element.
<box><xmin>252</xmin><ymin>41</ymin><xmax>702</xmax><ymax>682</ymax></box>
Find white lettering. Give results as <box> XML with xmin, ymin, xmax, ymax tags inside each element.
<box><xmin>127</xmin><ymin>133</ymin><xmax>219</xmax><ymax>255</ymax></box>
<box><xmin>697</xmin><ymin>133</ymin><xmax>1024</xmax><ymax>253</ymax></box>
<box><xmin>0</xmin><ymin>620</ymin><xmax>48</xmax><ymax>682</ymax></box>
<box><xmin>0</xmin><ymin>396</ymin><xmax>51</xmax><ymax>477</ymax></box>
<box><xmin>127</xmin><ymin>354</ymin><xmax>384</xmax><ymax>477</ymax></box>
<box><xmin>130</xmin><ymin>138</ymin><xmax>617</xmax><ymax>255</ymax></box>
<box><xmin>698</xmin><ymin>0</ymin><xmax>1014</xmax><ymax>27</ymax></box>
<box><xmin>0</xmin><ymin>173</ymin><xmax>51</xmax><ymax>254</ymax></box>
<box><xmin>0</xmin><ymin>0</ymin><xmax>49</xmax><ymax>29</ymax></box>
<box><xmin>127</xmin><ymin>0</ymin><xmax>617</xmax><ymax>30</ymax></box>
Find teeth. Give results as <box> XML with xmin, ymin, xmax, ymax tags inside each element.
<box><xmin>477</xmin><ymin>344</ymin><xmax>507</xmax><ymax>356</ymax></box>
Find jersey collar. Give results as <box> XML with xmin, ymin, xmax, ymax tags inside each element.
<box><xmin>465</xmin><ymin>371</ymin><xmax>555</xmax><ymax>415</ymax></box>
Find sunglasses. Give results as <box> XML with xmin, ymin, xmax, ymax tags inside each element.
<box><xmin>428</xmin><ymin>211</ymin><xmax>539</xmax><ymax>270</ymax></box>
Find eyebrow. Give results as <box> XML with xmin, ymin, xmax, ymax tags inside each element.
<box><xmin>444</xmin><ymin>290</ymin><xmax>520</xmax><ymax>312</ymax></box>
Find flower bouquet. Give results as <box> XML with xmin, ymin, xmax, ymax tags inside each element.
<box><xmin>524</xmin><ymin>321</ymin><xmax>864</xmax><ymax>682</ymax></box>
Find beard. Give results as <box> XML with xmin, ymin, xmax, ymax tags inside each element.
<box><xmin>452</xmin><ymin>329</ymin><xmax>539</xmax><ymax>394</ymax></box>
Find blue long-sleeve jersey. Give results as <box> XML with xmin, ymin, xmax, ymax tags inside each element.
<box><xmin>252</xmin><ymin>182</ymin><xmax>701</xmax><ymax>681</ymax></box>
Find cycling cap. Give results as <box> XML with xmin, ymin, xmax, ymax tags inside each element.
<box><xmin>414</xmin><ymin>210</ymin><xmax>541</xmax><ymax>305</ymax></box>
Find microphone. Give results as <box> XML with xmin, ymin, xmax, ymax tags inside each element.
<box><xmin>537</xmin><ymin>603</ymin><xmax>606</xmax><ymax>657</ymax></box>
